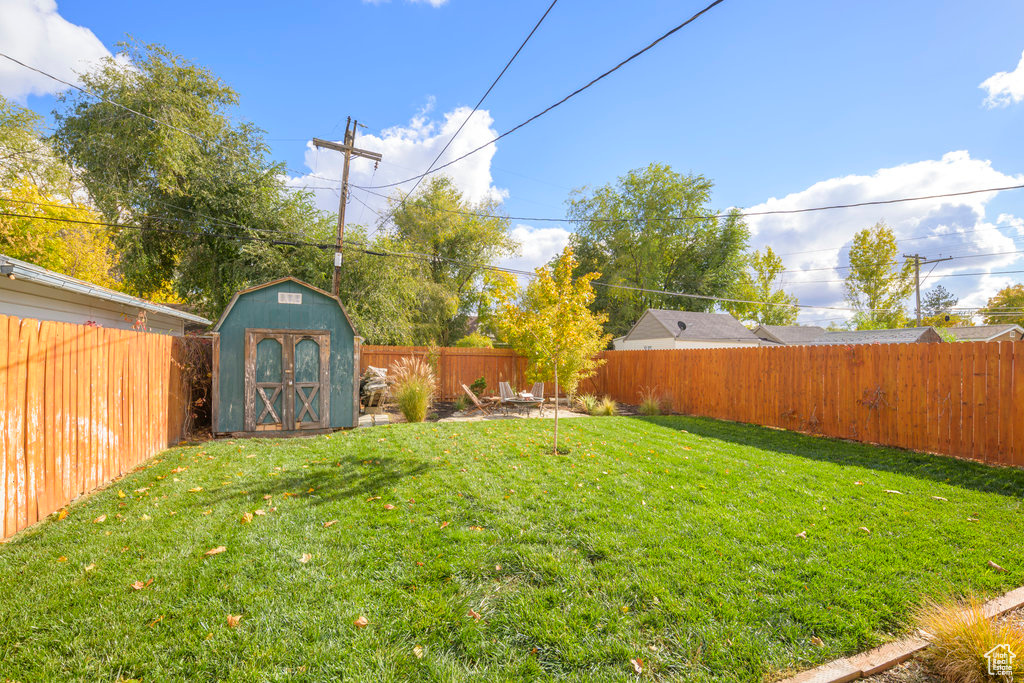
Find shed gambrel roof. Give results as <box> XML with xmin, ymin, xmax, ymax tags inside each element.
<box><xmin>211</xmin><ymin>277</ymin><xmax>360</xmax><ymax>337</ymax></box>
<box><xmin>625</xmin><ymin>309</ymin><xmax>761</xmax><ymax>342</ymax></box>
<box><xmin>810</xmin><ymin>327</ymin><xmax>941</xmax><ymax>345</ymax></box>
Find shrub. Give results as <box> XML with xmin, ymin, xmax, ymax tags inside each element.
<box><xmin>454</xmin><ymin>333</ymin><xmax>493</xmax><ymax>348</ymax></box>
<box><xmin>637</xmin><ymin>387</ymin><xmax>665</xmax><ymax>416</ymax></box>
<box><xmin>915</xmin><ymin>596</ymin><xmax>1024</xmax><ymax>683</ymax></box>
<box><xmin>389</xmin><ymin>357</ymin><xmax>436</xmax><ymax>423</ymax></box>
<box><xmin>470</xmin><ymin>376</ymin><xmax>487</xmax><ymax>396</ymax></box>
<box><xmin>594</xmin><ymin>397</ymin><xmax>618</xmax><ymax>416</ymax></box>
<box><xmin>453</xmin><ymin>394</ymin><xmax>469</xmax><ymax>412</ymax></box>
<box><xmin>576</xmin><ymin>394</ymin><xmax>599</xmax><ymax>415</ymax></box>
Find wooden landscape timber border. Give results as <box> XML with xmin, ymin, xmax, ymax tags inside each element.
<box><xmin>363</xmin><ymin>341</ymin><xmax>1024</xmax><ymax>468</ymax></box>
<box><xmin>1</xmin><ymin>314</ymin><xmax>190</xmax><ymax>542</ymax></box>
<box><xmin>777</xmin><ymin>586</ymin><xmax>1024</xmax><ymax>682</ymax></box>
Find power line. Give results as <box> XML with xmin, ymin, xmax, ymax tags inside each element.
<box><xmin>3</xmin><ymin>208</ymin><xmax>906</xmax><ymax>313</ymax></box>
<box><xmin>299</xmin><ymin>181</ymin><xmax>1024</xmax><ymax>226</ymax></box>
<box><xmin>0</xmin><ymin>51</ymin><xmax>209</xmax><ymax>146</ymax></box>
<box><xmin>401</xmin><ymin>0</ymin><xmax>559</xmax><ymax>200</ymax></box>
<box><xmin>354</xmin><ymin>0</ymin><xmax>727</xmax><ymax>191</ymax></box>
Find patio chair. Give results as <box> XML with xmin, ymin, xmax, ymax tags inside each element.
<box><xmin>528</xmin><ymin>382</ymin><xmax>545</xmax><ymax>416</ymax></box>
<box><xmin>498</xmin><ymin>381</ymin><xmax>516</xmax><ymax>415</ymax></box>
<box><xmin>461</xmin><ymin>384</ymin><xmax>491</xmax><ymax>416</ymax></box>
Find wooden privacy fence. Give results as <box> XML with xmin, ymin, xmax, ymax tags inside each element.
<box><xmin>1</xmin><ymin>314</ymin><xmax>189</xmax><ymax>541</ymax></box>
<box><xmin>361</xmin><ymin>346</ymin><xmax>529</xmax><ymax>400</ymax></box>
<box><xmin>583</xmin><ymin>342</ymin><xmax>1024</xmax><ymax>468</ymax></box>
<box><xmin>365</xmin><ymin>341</ymin><xmax>1024</xmax><ymax>468</ymax></box>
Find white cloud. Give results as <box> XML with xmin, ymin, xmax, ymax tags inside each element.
<box><xmin>0</xmin><ymin>0</ymin><xmax>111</xmax><ymax>100</ymax></box>
<box><xmin>980</xmin><ymin>50</ymin><xmax>1024</xmax><ymax>108</ymax></box>
<box><xmin>501</xmin><ymin>224</ymin><xmax>571</xmax><ymax>273</ymax></box>
<box><xmin>745</xmin><ymin>151</ymin><xmax>1024</xmax><ymax>324</ymax></box>
<box><xmin>286</xmin><ymin>102</ymin><xmax>507</xmax><ymax>226</ymax></box>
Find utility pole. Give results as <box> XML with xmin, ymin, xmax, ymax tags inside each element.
<box><xmin>903</xmin><ymin>253</ymin><xmax>953</xmax><ymax>326</ymax></box>
<box><xmin>313</xmin><ymin>118</ymin><xmax>382</xmax><ymax>296</ymax></box>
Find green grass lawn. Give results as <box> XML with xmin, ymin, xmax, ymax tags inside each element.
<box><xmin>1</xmin><ymin>416</ymin><xmax>1023</xmax><ymax>682</ymax></box>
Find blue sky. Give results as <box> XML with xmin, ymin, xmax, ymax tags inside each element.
<box><xmin>3</xmin><ymin>0</ymin><xmax>1024</xmax><ymax>324</ymax></box>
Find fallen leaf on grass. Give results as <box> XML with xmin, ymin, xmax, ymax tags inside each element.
<box><xmin>631</xmin><ymin>657</ymin><xmax>644</xmax><ymax>674</ymax></box>
<box><xmin>859</xmin><ymin>527</ymin><xmax>871</xmax><ymax>534</ymax></box>
<box><xmin>383</xmin><ymin>504</ymin><xmax>395</xmax><ymax>510</ymax></box>
<box><xmin>254</xmin><ymin>509</ymin><xmax>266</xmax><ymax>516</ymax></box>
<box><xmin>413</xmin><ymin>645</ymin><xmax>424</xmax><ymax>659</ymax></box>
<box><xmin>440</xmin><ymin>521</ymin><xmax>449</xmax><ymax>529</ymax></box>
<box><xmin>854</xmin><ymin>481</ymin><xmax>863</xmax><ymax>486</ymax></box>
<box><xmin>811</xmin><ymin>636</ymin><xmax>824</xmax><ymax>647</ymax></box>
<box><xmin>468</xmin><ymin>609</ymin><xmax>482</xmax><ymax>620</ymax></box>
<box><xmin>263</xmin><ymin>494</ymin><xmax>272</xmax><ymax>501</ymax></box>
<box><xmin>469</xmin><ymin>526</ymin><xmax>484</xmax><ymax>531</ymax></box>
<box><xmin>84</xmin><ymin>563</ymin><xmax>96</xmax><ymax>572</ymax></box>
<box><xmin>323</xmin><ymin>520</ymin><xmax>338</xmax><ymax>528</ymax></box>
<box><xmin>932</xmin><ymin>496</ymin><xmax>948</xmax><ymax>501</ymax></box>
<box><xmin>202</xmin><ymin>509</ymin><xmax>212</xmax><ymax>516</ymax></box>
<box><xmin>57</xmin><ymin>556</ymin><xmax>67</xmax><ymax>562</ymax></box>
<box><xmin>57</xmin><ymin>509</ymin><xmax>68</xmax><ymax>521</ymax></box>
<box><xmin>204</xmin><ymin>546</ymin><xmax>227</xmax><ymax>557</ymax></box>
<box><xmin>988</xmin><ymin>560</ymin><xmax>1007</xmax><ymax>573</ymax></box>
<box><xmin>226</xmin><ymin>614</ymin><xmax>242</xmax><ymax>628</ymax></box>
<box><xmin>92</xmin><ymin>514</ymin><xmax>107</xmax><ymax>524</ymax></box>
<box><xmin>148</xmin><ymin>614</ymin><xmax>164</xmax><ymax>628</ymax></box>
<box><xmin>130</xmin><ymin>579</ymin><xmax>154</xmax><ymax>590</ymax></box>
<box><xmin>189</xmin><ymin>487</ymin><xmax>204</xmax><ymax>493</ymax></box>
<box><xmin>884</xmin><ymin>489</ymin><xmax>902</xmax><ymax>495</ymax></box>
<box><xmin>354</xmin><ymin>615</ymin><xmax>369</xmax><ymax>628</ymax></box>
<box><xmin>118</xmin><ymin>490</ymin><xmax>126</xmax><ymax>498</ymax></box>
<box><xmin>240</xmin><ymin>512</ymin><xmax>253</xmax><ymax>524</ymax></box>
<box><xmin>170</xmin><ymin>467</ymin><xmax>187</xmax><ymax>474</ymax></box>
<box><xmin>796</xmin><ymin>531</ymin><xmax>807</xmax><ymax>539</ymax></box>
<box><xmin>299</xmin><ymin>553</ymin><xmax>312</xmax><ymax>564</ymax></box>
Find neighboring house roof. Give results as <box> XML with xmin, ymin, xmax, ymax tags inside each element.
<box><xmin>811</xmin><ymin>327</ymin><xmax>942</xmax><ymax>345</ymax></box>
<box><xmin>944</xmin><ymin>324</ymin><xmax>1024</xmax><ymax>341</ymax></box>
<box><xmin>753</xmin><ymin>324</ymin><xmax>826</xmax><ymax>345</ymax></box>
<box><xmin>627</xmin><ymin>309</ymin><xmax>761</xmax><ymax>342</ymax></box>
<box><xmin>0</xmin><ymin>253</ymin><xmax>211</xmax><ymax>326</ymax></box>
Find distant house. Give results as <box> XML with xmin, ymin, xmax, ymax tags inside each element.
<box><xmin>810</xmin><ymin>327</ymin><xmax>943</xmax><ymax>346</ymax></box>
<box><xmin>0</xmin><ymin>254</ymin><xmax>210</xmax><ymax>335</ymax></box>
<box><xmin>944</xmin><ymin>324</ymin><xmax>1024</xmax><ymax>343</ymax></box>
<box><xmin>613</xmin><ymin>309</ymin><xmax>762</xmax><ymax>350</ymax></box>
<box><xmin>753</xmin><ymin>324</ymin><xmax>826</xmax><ymax>345</ymax></box>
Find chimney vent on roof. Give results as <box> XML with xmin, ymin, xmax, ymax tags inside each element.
<box><xmin>677</xmin><ymin>321</ymin><xmax>686</xmax><ymax>332</ymax></box>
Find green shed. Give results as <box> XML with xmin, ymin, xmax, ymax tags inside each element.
<box><xmin>210</xmin><ymin>277</ymin><xmax>362</xmax><ymax>437</ymax></box>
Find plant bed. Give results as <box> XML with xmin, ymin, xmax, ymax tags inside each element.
<box><xmin>1</xmin><ymin>416</ymin><xmax>1022</xmax><ymax>681</ymax></box>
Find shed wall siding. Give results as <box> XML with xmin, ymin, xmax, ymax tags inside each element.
<box><xmin>215</xmin><ymin>280</ymin><xmax>355</xmax><ymax>432</ymax></box>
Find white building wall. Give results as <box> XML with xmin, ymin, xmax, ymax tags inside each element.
<box><xmin>0</xmin><ymin>278</ymin><xmax>185</xmax><ymax>335</ymax></box>
<box><xmin>614</xmin><ymin>337</ymin><xmax>760</xmax><ymax>350</ymax></box>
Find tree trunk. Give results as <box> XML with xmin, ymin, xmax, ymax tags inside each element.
<box><xmin>553</xmin><ymin>363</ymin><xmax>559</xmax><ymax>455</ymax></box>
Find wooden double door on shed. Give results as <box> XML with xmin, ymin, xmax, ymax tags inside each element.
<box><xmin>243</xmin><ymin>329</ymin><xmax>330</xmax><ymax>432</ymax></box>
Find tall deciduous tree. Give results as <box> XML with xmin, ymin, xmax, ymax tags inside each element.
<box><xmin>567</xmin><ymin>163</ymin><xmax>750</xmax><ymax>337</ymax></box>
<box><xmin>52</xmin><ymin>40</ymin><xmax>333</xmax><ymax>317</ymax></box>
<box><xmin>724</xmin><ymin>246</ymin><xmax>798</xmax><ymax>325</ymax></box>
<box><xmin>0</xmin><ymin>95</ymin><xmax>121</xmax><ymax>288</ymax></box>
<box><xmin>979</xmin><ymin>284</ymin><xmax>1024</xmax><ymax>328</ymax></box>
<box><xmin>386</xmin><ymin>176</ymin><xmax>518</xmax><ymax>345</ymax></box>
<box><xmin>492</xmin><ymin>248</ymin><xmax>611</xmax><ymax>453</ymax></box>
<box><xmin>921</xmin><ymin>284</ymin><xmax>969</xmax><ymax>328</ymax></box>
<box><xmin>843</xmin><ymin>222</ymin><xmax>912</xmax><ymax>329</ymax></box>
